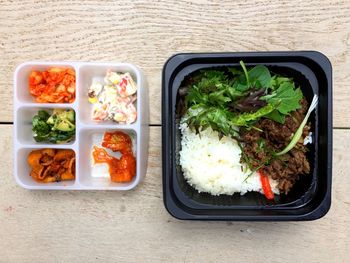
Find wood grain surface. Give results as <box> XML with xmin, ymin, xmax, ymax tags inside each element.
<box><xmin>0</xmin><ymin>0</ymin><xmax>350</xmax><ymax>126</ymax></box>
<box><xmin>1</xmin><ymin>0</ymin><xmax>349</xmax><ymax>262</ymax></box>
<box><xmin>0</xmin><ymin>126</ymin><xmax>349</xmax><ymax>263</ymax></box>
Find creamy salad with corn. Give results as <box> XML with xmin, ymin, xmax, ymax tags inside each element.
<box><xmin>88</xmin><ymin>70</ymin><xmax>137</xmax><ymax>124</ymax></box>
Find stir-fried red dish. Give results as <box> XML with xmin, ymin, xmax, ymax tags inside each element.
<box><xmin>27</xmin><ymin>149</ymin><xmax>75</xmax><ymax>183</ymax></box>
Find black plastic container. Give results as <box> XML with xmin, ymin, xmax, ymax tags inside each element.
<box><xmin>162</xmin><ymin>52</ymin><xmax>332</xmax><ymax>221</ymax></box>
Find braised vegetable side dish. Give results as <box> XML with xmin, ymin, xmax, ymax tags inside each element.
<box><xmin>92</xmin><ymin>131</ymin><xmax>136</xmax><ymax>183</ymax></box>
<box><xmin>29</xmin><ymin>67</ymin><xmax>76</xmax><ymax>103</ymax></box>
<box><xmin>32</xmin><ymin>109</ymin><xmax>75</xmax><ymax>144</ymax></box>
<box><xmin>27</xmin><ymin>149</ymin><xmax>75</xmax><ymax>183</ymax></box>
<box><xmin>178</xmin><ymin>61</ymin><xmax>318</xmax><ymax>199</ymax></box>
<box><xmin>88</xmin><ymin>70</ymin><xmax>137</xmax><ymax>124</ymax></box>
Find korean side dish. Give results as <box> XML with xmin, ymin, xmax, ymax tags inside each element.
<box><xmin>88</xmin><ymin>70</ymin><xmax>137</xmax><ymax>124</ymax></box>
<box><xmin>29</xmin><ymin>67</ymin><xmax>76</xmax><ymax>103</ymax></box>
<box><xmin>27</xmin><ymin>149</ymin><xmax>75</xmax><ymax>183</ymax></box>
<box><xmin>92</xmin><ymin>131</ymin><xmax>136</xmax><ymax>183</ymax></box>
<box><xmin>178</xmin><ymin>61</ymin><xmax>317</xmax><ymax>199</ymax></box>
<box><xmin>32</xmin><ymin>109</ymin><xmax>75</xmax><ymax>144</ymax></box>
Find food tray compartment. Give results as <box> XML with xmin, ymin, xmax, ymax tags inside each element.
<box><xmin>15</xmin><ymin>62</ymin><xmax>76</xmax><ymax>105</ymax></box>
<box><xmin>16</xmin><ymin>106</ymin><xmax>76</xmax><ymax>145</ymax></box>
<box><xmin>78</xmin><ymin>64</ymin><xmax>140</xmax><ymax>126</ymax></box>
<box><xmin>78</xmin><ymin>127</ymin><xmax>139</xmax><ymax>190</ymax></box>
<box><xmin>15</xmin><ymin>147</ymin><xmax>77</xmax><ymax>189</ymax></box>
<box><xmin>14</xmin><ymin>61</ymin><xmax>149</xmax><ymax>190</ymax></box>
<box><xmin>162</xmin><ymin>52</ymin><xmax>332</xmax><ymax>220</ymax></box>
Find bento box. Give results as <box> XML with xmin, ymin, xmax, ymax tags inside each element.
<box><xmin>14</xmin><ymin>61</ymin><xmax>149</xmax><ymax>190</ymax></box>
<box><xmin>162</xmin><ymin>52</ymin><xmax>332</xmax><ymax>220</ymax></box>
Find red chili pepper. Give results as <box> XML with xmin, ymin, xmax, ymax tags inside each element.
<box><xmin>259</xmin><ymin>170</ymin><xmax>275</xmax><ymax>200</ymax></box>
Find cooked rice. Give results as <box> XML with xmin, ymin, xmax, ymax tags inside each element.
<box><xmin>179</xmin><ymin>123</ymin><xmax>279</xmax><ymax>196</ymax></box>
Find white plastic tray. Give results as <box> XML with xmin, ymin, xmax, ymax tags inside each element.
<box><xmin>13</xmin><ymin>61</ymin><xmax>149</xmax><ymax>190</ymax></box>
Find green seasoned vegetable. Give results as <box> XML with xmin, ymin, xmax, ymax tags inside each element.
<box><xmin>32</xmin><ymin>109</ymin><xmax>75</xmax><ymax>144</ymax></box>
<box><xmin>46</xmin><ymin>114</ymin><xmax>56</xmax><ymax>125</ymax></box>
<box><xmin>55</xmin><ymin>119</ymin><xmax>75</xmax><ymax>132</ymax></box>
<box><xmin>47</xmin><ymin>130</ymin><xmax>76</xmax><ymax>144</ymax></box>
<box><xmin>54</xmin><ymin>109</ymin><xmax>75</xmax><ymax>123</ymax></box>
<box><xmin>182</xmin><ymin>61</ymin><xmax>303</xmax><ymax>138</ymax></box>
<box><xmin>37</xmin><ymin>110</ymin><xmax>50</xmax><ymax>121</ymax></box>
<box><xmin>32</xmin><ymin>115</ymin><xmax>51</xmax><ymax>135</ymax></box>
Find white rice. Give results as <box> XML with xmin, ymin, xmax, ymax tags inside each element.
<box><xmin>179</xmin><ymin>123</ymin><xmax>279</xmax><ymax>196</ymax></box>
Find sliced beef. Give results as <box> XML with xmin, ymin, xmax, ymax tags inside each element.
<box><xmin>240</xmin><ymin>98</ymin><xmax>311</xmax><ymax>194</ymax></box>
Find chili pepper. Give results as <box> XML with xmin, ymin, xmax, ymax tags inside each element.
<box><xmin>259</xmin><ymin>170</ymin><xmax>275</xmax><ymax>200</ymax></box>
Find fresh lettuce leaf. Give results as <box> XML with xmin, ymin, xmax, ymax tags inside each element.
<box><xmin>248</xmin><ymin>65</ymin><xmax>271</xmax><ymax>88</ymax></box>
<box><xmin>208</xmin><ymin>89</ymin><xmax>231</xmax><ymax>104</ymax></box>
<box><xmin>182</xmin><ymin>61</ymin><xmax>303</xmax><ymax>138</ymax></box>
<box><xmin>230</xmin><ymin>104</ymin><xmax>276</xmax><ymax>126</ymax></box>
<box><xmin>196</xmin><ymin>70</ymin><xmax>228</xmax><ymax>93</ymax></box>
<box><xmin>184</xmin><ymin>103</ymin><xmax>276</xmax><ymax>139</ymax></box>
<box><xmin>226</xmin><ymin>86</ymin><xmax>246</xmax><ymax>100</ymax></box>
<box><xmin>269</xmin><ymin>75</ymin><xmax>294</xmax><ymax>90</ymax></box>
<box><xmin>261</xmin><ymin>81</ymin><xmax>303</xmax><ymax>115</ymax></box>
<box><xmin>235</xmin><ymin>61</ymin><xmax>271</xmax><ymax>90</ymax></box>
<box><xmin>185</xmin><ymin>84</ymin><xmax>208</xmax><ymax>105</ymax></box>
<box><xmin>184</xmin><ymin>105</ymin><xmax>239</xmax><ymax>137</ymax></box>
<box><xmin>265</xmin><ymin>110</ymin><xmax>286</xmax><ymax>124</ymax></box>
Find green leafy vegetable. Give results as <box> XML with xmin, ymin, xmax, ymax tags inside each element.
<box><xmin>226</xmin><ymin>86</ymin><xmax>246</xmax><ymax>100</ymax></box>
<box><xmin>183</xmin><ymin>106</ymin><xmax>239</xmax><ymax>138</ymax></box>
<box><xmin>265</xmin><ymin>110</ymin><xmax>286</xmax><ymax>124</ymax></box>
<box><xmin>262</xmin><ymin>81</ymin><xmax>303</xmax><ymax>115</ymax></box>
<box><xmin>236</xmin><ymin>61</ymin><xmax>271</xmax><ymax>90</ymax></box>
<box><xmin>208</xmin><ymin>89</ymin><xmax>231</xmax><ymax>104</ymax></box>
<box><xmin>183</xmin><ymin>103</ymin><xmax>276</xmax><ymax>138</ymax></box>
<box><xmin>185</xmin><ymin>84</ymin><xmax>208</xmax><ymax>106</ymax></box>
<box><xmin>183</xmin><ymin>60</ymin><xmax>304</xmax><ymax>139</ymax></box>
<box><xmin>247</xmin><ymin>65</ymin><xmax>271</xmax><ymax>88</ymax></box>
<box><xmin>230</xmin><ymin>104</ymin><xmax>276</xmax><ymax>126</ymax></box>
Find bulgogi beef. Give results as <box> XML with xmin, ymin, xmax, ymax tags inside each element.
<box><xmin>241</xmin><ymin>98</ymin><xmax>311</xmax><ymax>194</ymax></box>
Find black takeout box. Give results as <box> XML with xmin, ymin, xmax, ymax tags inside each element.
<box><xmin>162</xmin><ymin>51</ymin><xmax>332</xmax><ymax>221</ymax></box>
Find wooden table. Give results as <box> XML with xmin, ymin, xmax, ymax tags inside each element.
<box><xmin>1</xmin><ymin>1</ymin><xmax>349</xmax><ymax>262</ymax></box>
